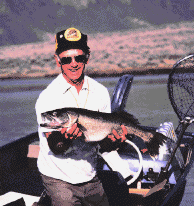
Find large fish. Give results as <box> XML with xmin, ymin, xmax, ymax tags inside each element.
<box><xmin>40</xmin><ymin>107</ymin><xmax>167</xmax><ymax>156</ymax></box>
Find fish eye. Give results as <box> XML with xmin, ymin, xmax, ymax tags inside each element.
<box><xmin>59</xmin><ymin>113</ymin><xmax>69</xmax><ymax>121</ymax></box>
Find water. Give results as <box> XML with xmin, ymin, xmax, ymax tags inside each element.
<box><xmin>0</xmin><ymin>74</ymin><xmax>193</xmax><ymax>205</ymax></box>
<box><xmin>0</xmin><ymin>77</ymin><xmax>54</xmax><ymax>146</ymax></box>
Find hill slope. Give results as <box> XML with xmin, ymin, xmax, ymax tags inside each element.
<box><xmin>1</xmin><ymin>22</ymin><xmax>194</xmax><ymax>79</ymax></box>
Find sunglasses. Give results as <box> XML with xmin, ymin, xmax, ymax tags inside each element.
<box><xmin>58</xmin><ymin>55</ymin><xmax>87</xmax><ymax>65</ymax></box>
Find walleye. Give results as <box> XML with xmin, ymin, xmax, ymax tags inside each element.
<box><xmin>40</xmin><ymin>107</ymin><xmax>167</xmax><ymax>156</ymax></box>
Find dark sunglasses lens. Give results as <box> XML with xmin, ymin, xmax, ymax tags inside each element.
<box><xmin>60</xmin><ymin>55</ymin><xmax>87</xmax><ymax>64</ymax></box>
<box><xmin>60</xmin><ymin>57</ymin><xmax>72</xmax><ymax>64</ymax></box>
<box><xmin>75</xmin><ymin>55</ymin><xmax>86</xmax><ymax>63</ymax></box>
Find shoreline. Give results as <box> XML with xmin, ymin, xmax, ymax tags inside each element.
<box><xmin>0</xmin><ymin>67</ymin><xmax>172</xmax><ymax>81</ymax></box>
<box><xmin>1</xmin><ymin>69</ymin><xmax>169</xmax><ymax>93</ymax></box>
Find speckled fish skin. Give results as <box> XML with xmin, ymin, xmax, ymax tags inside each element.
<box><xmin>40</xmin><ymin>107</ymin><xmax>167</xmax><ymax>155</ymax></box>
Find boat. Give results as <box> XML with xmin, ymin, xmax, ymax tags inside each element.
<box><xmin>0</xmin><ymin>55</ymin><xmax>194</xmax><ymax>206</ymax></box>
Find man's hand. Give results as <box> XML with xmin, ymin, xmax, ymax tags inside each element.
<box><xmin>44</xmin><ymin>123</ymin><xmax>82</xmax><ymax>155</ymax></box>
<box><xmin>108</xmin><ymin>125</ymin><xmax>127</xmax><ymax>143</ymax></box>
<box><xmin>60</xmin><ymin>123</ymin><xmax>83</xmax><ymax>140</ymax></box>
<box><xmin>44</xmin><ymin>123</ymin><xmax>82</xmax><ymax>140</ymax></box>
<box><xmin>99</xmin><ymin>125</ymin><xmax>128</xmax><ymax>153</ymax></box>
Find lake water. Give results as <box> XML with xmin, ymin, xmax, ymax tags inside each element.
<box><xmin>0</xmin><ymin>74</ymin><xmax>193</xmax><ymax>205</ymax></box>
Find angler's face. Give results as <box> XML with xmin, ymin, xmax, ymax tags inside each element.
<box><xmin>55</xmin><ymin>49</ymin><xmax>88</xmax><ymax>84</ymax></box>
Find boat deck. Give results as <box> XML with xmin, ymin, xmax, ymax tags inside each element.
<box><xmin>1</xmin><ymin>131</ymin><xmax>193</xmax><ymax>206</ymax></box>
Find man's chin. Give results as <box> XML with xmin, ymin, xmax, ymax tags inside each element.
<box><xmin>62</xmin><ymin>70</ymin><xmax>84</xmax><ymax>84</ymax></box>
<box><xmin>71</xmin><ymin>77</ymin><xmax>83</xmax><ymax>84</ymax></box>
<box><xmin>70</xmin><ymin>74</ymin><xmax>84</xmax><ymax>84</ymax></box>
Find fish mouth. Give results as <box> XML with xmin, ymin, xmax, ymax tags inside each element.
<box><xmin>40</xmin><ymin>123</ymin><xmax>61</xmax><ymax>129</ymax></box>
<box><xmin>40</xmin><ymin>122</ymin><xmax>67</xmax><ymax>129</ymax></box>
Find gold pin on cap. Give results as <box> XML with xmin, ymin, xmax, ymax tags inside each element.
<box><xmin>55</xmin><ymin>35</ymin><xmax>58</xmax><ymax>50</ymax></box>
<box><xmin>64</xmin><ymin>28</ymin><xmax>81</xmax><ymax>41</ymax></box>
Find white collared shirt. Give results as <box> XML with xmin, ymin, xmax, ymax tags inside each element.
<box><xmin>35</xmin><ymin>74</ymin><xmax>111</xmax><ymax>184</ymax></box>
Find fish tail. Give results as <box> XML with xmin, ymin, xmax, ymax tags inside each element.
<box><xmin>145</xmin><ymin>132</ymin><xmax>167</xmax><ymax>156</ymax></box>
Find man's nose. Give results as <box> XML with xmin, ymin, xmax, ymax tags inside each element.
<box><xmin>70</xmin><ymin>57</ymin><xmax>78</xmax><ymax>67</ymax></box>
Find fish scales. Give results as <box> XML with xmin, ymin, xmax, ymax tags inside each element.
<box><xmin>77</xmin><ymin>112</ymin><xmax>153</xmax><ymax>142</ymax></box>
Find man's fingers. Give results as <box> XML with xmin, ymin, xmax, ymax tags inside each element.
<box><xmin>77</xmin><ymin>131</ymin><xmax>83</xmax><ymax>137</ymax></box>
<box><xmin>72</xmin><ymin>126</ymin><xmax>80</xmax><ymax>137</ymax></box>
<box><xmin>111</xmin><ymin>126</ymin><xmax>127</xmax><ymax>143</ymax></box>
<box><xmin>66</xmin><ymin>123</ymin><xmax>77</xmax><ymax>135</ymax></box>
<box><xmin>62</xmin><ymin>123</ymin><xmax>82</xmax><ymax>140</ymax></box>
<box><xmin>74</xmin><ymin>127</ymin><xmax>83</xmax><ymax>137</ymax></box>
<box><xmin>121</xmin><ymin>125</ymin><xmax>128</xmax><ymax>136</ymax></box>
<box><xmin>108</xmin><ymin>134</ymin><xmax>116</xmax><ymax>142</ymax></box>
<box><xmin>45</xmin><ymin>132</ymin><xmax>52</xmax><ymax>138</ymax></box>
<box><xmin>112</xmin><ymin>129</ymin><xmax>120</xmax><ymax>139</ymax></box>
<box><xmin>120</xmin><ymin>125</ymin><xmax>127</xmax><ymax>142</ymax></box>
<box><xmin>61</xmin><ymin>127</ymin><xmax>68</xmax><ymax>135</ymax></box>
<box><xmin>64</xmin><ymin>132</ymin><xmax>69</xmax><ymax>139</ymax></box>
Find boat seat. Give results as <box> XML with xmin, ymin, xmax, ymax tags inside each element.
<box><xmin>0</xmin><ymin>191</ymin><xmax>39</xmax><ymax>206</ymax></box>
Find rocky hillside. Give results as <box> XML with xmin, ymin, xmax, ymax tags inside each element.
<box><xmin>1</xmin><ymin>21</ymin><xmax>194</xmax><ymax>79</ymax></box>
<box><xmin>1</xmin><ymin>0</ymin><xmax>194</xmax><ymax>46</ymax></box>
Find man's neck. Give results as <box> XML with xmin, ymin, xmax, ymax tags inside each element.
<box><xmin>62</xmin><ymin>74</ymin><xmax>84</xmax><ymax>94</ymax></box>
<box><xmin>73</xmin><ymin>80</ymin><xmax>84</xmax><ymax>94</ymax></box>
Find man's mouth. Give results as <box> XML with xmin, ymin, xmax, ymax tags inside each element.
<box><xmin>69</xmin><ymin>68</ymin><xmax>79</xmax><ymax>72</ymax></box>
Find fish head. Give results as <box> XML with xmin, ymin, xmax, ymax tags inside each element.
<box><xmin>40</xmin><ymin>109</ymin><xmax>78</xmax><ymax>129</ymax></box>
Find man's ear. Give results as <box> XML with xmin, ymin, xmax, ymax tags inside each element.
<box><xmin>86</xmin><ymin>58</ymin><xmax>89</xmax><ymax>64</ymax></box>
<box><xmin>85</xmin><ymin>54</ymin><xmax>90</xmax><ymax>64</ymax></box>
<box><xmin>54</xmin><ymin>54</ymin><xmax>61</xmax><ymax>67</ymax></box>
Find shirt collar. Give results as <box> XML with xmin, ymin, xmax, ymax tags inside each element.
<box><xmin>82</xmin><ymin>76</ymin><xmax>89</xmax><ymax>91</ymax></box>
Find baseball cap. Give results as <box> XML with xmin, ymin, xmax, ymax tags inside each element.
<box><xmin>55</xmin><ymin>28</ymin><xmax>90</xmax><ymax>55</ymax></box>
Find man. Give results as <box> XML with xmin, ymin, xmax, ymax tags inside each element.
<box><xmin>35</xmin><ymin>28</ymin><xmax>127</xmax><ymax>206</ymax></box>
